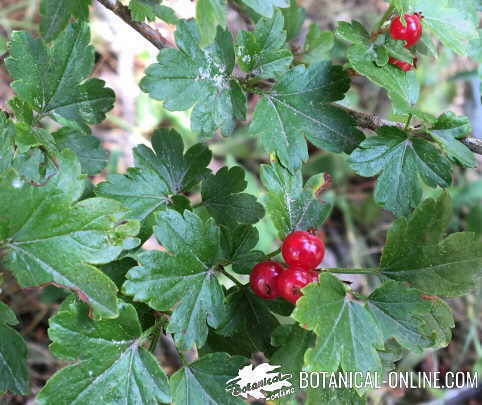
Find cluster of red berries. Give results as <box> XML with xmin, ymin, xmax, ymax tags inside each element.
<box><xmin>249</xmin><ymin>231</ymin><xmax>325</xmax><ymax>304</ymax></box>
<box><xmin>388</xmin><ymin>13</ymin><xmax>422</xmax><ymax>72</ymax></box>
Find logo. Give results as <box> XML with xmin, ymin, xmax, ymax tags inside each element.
<box><xmin>226</xmin><ymin>363</ymin><xmax>293</xmax><ymax>400</ymax></box>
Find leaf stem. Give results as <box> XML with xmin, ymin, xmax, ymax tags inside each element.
<box><xmin>265</xmin><ymin>248</ymin><xmax>281</xmax><ymax>259</ymax></box>
<box><xmin>372</xmin><ymin>4</ymin><xmax>395</xmax><ymax>38</ymax></box>
<box><xmin>404</xmin><ymin>113</ymin><xmax>413</xmax><ymax>131</ymax></box>
<box><xmin>148</xmin><ymin>321</ymin><xmax>162</xmax><ymax>353</ymax></box>
<box><xmin>96</xmin><ymin>0</ymin><xmax>172</xmax><ymax>49</ymax></box>
<box><xmin>320</xmin><ymin>267</ymin><xmax>381</xmax><ymax>275</ymax></box>
<box><xmin>219</xmin><ymin>267</ymin><xmax>244</xmax><ymax>287</ymax></box>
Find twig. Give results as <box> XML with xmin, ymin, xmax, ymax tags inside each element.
<box><xmin>95</xmin><ymin>0</ymin><xmax>482</xmax><ymax>156</ymax></box>
<box><xmin>338</xmin><ymin>105</ymin><xmax>482</xmax><ymax>155</ymax></box>
<box><xmin>265</xmin><ymin>248</ymin><xmax>281</xmax><ymax>259</ymax></box>
<box><xmin>218</xmin><ymin>266</ymin><xmax>244</xmax><ymax>287</ymax></box>
<box><xmin>320</xmin><ymin>267</ymin><xmax>381</xmax><ymax>275</ymax></box>
<box><xmin>96</xmin><ymin>0</ymin><xmax>172</xmax><ymax>49</ymax></box>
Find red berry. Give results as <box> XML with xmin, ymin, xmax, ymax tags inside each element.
<box><xmin>276</xmin><ymin>266</ymin><xmax>319</xmax><ymax>304</ymax></box>
<box><xmin>388</xmin><ymin>57</ymin><xmax>413</xmax><ymax>72</ymax></box>
<box><xmin>389</xmin><ymin>13</ymin><xmax>422</xmax><ymax>48</ymax></box>
<box><xmin>249</xmin><ymin>261</ymin><xmax>284</xmax><ymax>299</ymax></box>
<box><xmin>281</xmin><ymin>231</ymin><xmax>325</xmax><ymax>270</ymax></box>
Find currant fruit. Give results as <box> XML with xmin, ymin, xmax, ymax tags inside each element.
<box><xmin>281</xmin><ymin>231</ymin><xmax>325</xmax><ymax>270</ymax></box>
<box><xmin>389</xmin><ymin>13</ymin><xmax>422</xmax><ymax>48</ymax></box>
<box><xmin>276</xmin><ymin>266</ymin><xmax>319</xmax><ymax>304</ymax></box>
<box><xmin>249</xmin><ymin>261</ymin><xmax>284</xmax><ymax>299</ymax></box>
<box><xmin>388</xmin><ymin>57</ymin><xmax>413</xmax><ymax>72</ymax></box>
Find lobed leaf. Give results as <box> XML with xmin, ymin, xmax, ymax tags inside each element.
<box><xmin>97</xmin><ymin>129</ymin><xmax>211</xmax><ymax>226</ymax></box>
<box><xmin>347</xmin><ymin>44</ymin><xmax>419</xmax><ymax>114</ymax></box>
<box><xmin>6</xmin><ymin>22</ymin><xmax>114</xmax><ymax>132</ymax></box>
<box><xmin>141</xmin><ymin>21</ymin><xmax>246</xmax><ymax>136</ymax></box>
<box><xmin>170</xmin><ymin>352</ymin><xmax>247</xmax><ymax>405</ymax></box>
<box><xmin>292</xmin><ymin>273</ymin><xmax>385</xmax><ymax>374</ymax></box>
<box><xmin>220</xmin><ymin>224</ymin><xmax>264</xmax><ymax>274</ymax></box>
<box><xmin>0</xmin><ymin>150</ymin><xmax>139</xmax><ymax>319</ymax></box>
<box><xmin>367</xmin><ymin>281</ymin><xmax>453</xmax><ymax>352</ymax></box>
<box><xmin>0</xmin><ymin>301</ymin><xmax>29</xmax><ymax>395</ymax></box>
<box><xmin>250</xmin><ymin>63</ymin><xmax>364</xmax><ymax>171</ymax></box>
<box><xmin>428</xmin><ymin>112</ymin><xmax>475</xmax><ymax>168</ymax></box>
<box><xmin>261</xmin><ymin>162</ymin><xmax>333</xmax><ymax>239</ymax></box>
<box><xmin>201</xmin><ymin>166</ymin><xmax>265</xmax><ymax>226</ymax></box>
<box><xmin>235</xmin><ymin>10</ymin><xmax>292</xmax><ymax>79</ymax></box>
<box><xmin>380</xmin><ymin>193</ymin><xmax>482</xmax><ymax>297</ymax></box>
<box><xmin>55</xmin><ymin>128</ymin><xmax>109</xmax><ymax>176</ymax></box>
<box><xmin>37</xmin><ymin>297</ymin><xmax>170</xmax><ymax>405</ymax></box>
<box><xmin>129</xmin><ymin>0</ymin><xmax>178</xmax><ymax>24</ymax></box>
<box><xmin>214</xmin><ymin>287</ymin><xmax>280</xmax><ymax>356</ymax></box>
<box><xmin>349</xmin><ymin>126</ymin><xmax>452</xmax><ymax>216</ymax></box>
<box><xmin>40</xmin><ymin>0</ymin><xmax>91</xmax><ymax>41</ymax></box>
<box><xmin>196</xmin><ymin>0</ymin><xmax>226</xmax><ymax>46</ymax></box>
<box><xmin>123</xmin><ymin>209</ymin><xmax>225</xmax><ymax>349</ymax></box>
<box><xmin>411</xmin><ymin>0</ymin><xmax>479</xmax><ymax>56</ymax></box>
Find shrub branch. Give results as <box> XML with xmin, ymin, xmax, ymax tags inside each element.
<box><xmin>339</xmin><ymin>105</ymin><xmax>482</xmax><ymax>155</ymax></box>
<box><xmin>96</xmin><ymin>0</ymin><xmax>173</xmax><ymax>49</ymax></box>
<box><xmin>95</xmin><ymin>0</ymin><xmax>482</xmax><ymax>156</ymax></box>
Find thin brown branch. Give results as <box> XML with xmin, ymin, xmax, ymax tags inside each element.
<box><xmin>338</xmin><ymin>105</ymin><xmax>482</xmax><ymax>155</ymax></box>
<box><xmin>92</xmin><ymin>2</ymin><xmax>482</xmax><ymax>156</ymax></box>
<box><xmin>96</xmin><ymin>0</ymin><xmax>173</xmax><ymax>49</ymax></box>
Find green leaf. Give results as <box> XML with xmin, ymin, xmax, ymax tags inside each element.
<box><xmin>170</xmin><ymin>352</ymin><xmax>247</xmax><ymax>405</ymax></box>
<box><xmin>36</xmin><ymin>297</ymin><xmax>170</xmax><ymax>405</ymax></box>
<box><xmin>220</xmin><ymin>225</ymin><xmax>264</xmax><ymax>274</ymax></box>
<box><xmin>281</xmin><ymin>0</ymin><xmax>305</xmax><ymax>41</ymax></box>
<box><xmin>6</xmin><ymin>22</ymin><xmax>115</xmax><ymax>132</ymax></box>
<box><xmin>201</xmin><ymin>166</ymin><xmax>265</xmax><ymax>226</ymax></box>
<box><xmin>303</xmin><ymin>24</ymin><xmax>334</xmax><ymax>64</ymax></box>
<box><xmin>347</xmin><ymin>44</ymin><xmax>419</xmax><ymax>114</ymax></box>
<box><xmin>271</xmin><ymin>324</ymin><xmax>315</xmax><ymax>397</ymax></box>
<box><xmin>135</xmin><ymin>129</ymin><xmax>211</xmax><ymax>194</ymax></box>
<box><xmin>335</xmin><ymin>20</ymin><xmax>370</xmax><ymax>45</ymax></box>
<box><xmin>215</xmin><ymin>287</ymin><xmax>280</xmax><ymax>355</ymax></box>
<box><xmin>367</xmin><ymin>281</ymin><xmax>452</xmax><ymax>352</ymax></box>
<box><xmin>293</xmin><ymin>273</ymin><xmax>384</xmax><ymax>374</ymax></box>
<box><xmin>385</xmin><ymin>38</ymin><xmax>413</xmax><ymax>64</ymax></box>
<box><xmin>141</xmin><ymin>21</ymin><xmax>246</xmax><ymax>136</ymax></box>
<box><xmin>414</xmin><ymin>31</ymin><xmax>438</xmax><ymax>58</ymax></box>
<box><xmin>236</xmin><ymin>10</ymin><xmax>292</xmax><ymax>79</ymax></box>
<box><xmin>378</xmin><ymin>339</ymin><xmax>404</xmax><ymax>377</ymax></box>
<box><xmin>40</xmin><ymin>0</ymin><xmax>91</xmax><ymax>41</ymax></box>
<box><xmin>0</xmin><ymin>112</ymin><xmax>15</xmax><ymax>172</ymax></box>
<box><xmin>250</xmin><ymin>63</ymin><xmax>364</xmax><ymax>171</ymax></box>
<box><xmin>411</xmin><ymin>0</ymin><xmax>478</xmax><ymax>55</ymax></box>
<box><xmin>0</xmin><ymin>301</ymin><xmax>28</xmax><ymax>395</ymax></box>
<box><xmin>305</xmin><ymin>386</ymin><xmax>365</xmax><ymax>405</ymax></box>
<box><xmin>261</xmin><ymin>162</ymin><xmax>333</xmax><ymax>239</ymax></box>
<box><xmin>423</xmin><ymin>296</ymin><xmax>454</xmax><ymax>348</ymax></box>
<box><xmin>55</xmin><ymin>128</ymin><xmax>108</xmax><ymax>175</ymax></box>
<box><xmin>239</xmin><ymin>0</ymin><xmax>289</xmax><ymax>18</ymax></box>
<box><xmin>428</xmin><ymin>112</ymin><xmax>475</xmax><ymax>168</ymax></box>
<box><xmin>8</xmin><ymin>97</ymin><xmax>34</xmax><ymax>125</ymax></box>
<box><xmin>97</xmin><ymin>129</ymin><xmax>210</xmax><ymax>224</ymax></box>
<box><xmin>123</xmin><ymin>209</ymin><xmax>225</xmax><ymax>350</ymax></box>
<box><xmin>348</xmin><ymin>126</ymin><xmax>452</xmax><ymax>216</ymax></box>
<box><xmin>196</xmin><ymin>0</ymin><xmax>226</xmax><ymax>46</ymax></box>
<box><xmin>0</xmin><ymin>150</ymin><xmax>139</xmax><ymax>319</ymax></box>
<box><xmin>96</xmin><ymin>167</ymin><xmax>170</xmax><ymax>227</ymax></box>
<box><xmin>129</xmin><ymin>0</ymin><xmax>178</xmax><ymax>24</ymax></box>
<box><xmin>380</xmin><ymin>192</ymin><xmax>482</xmax><ymax>297</ymax></box>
